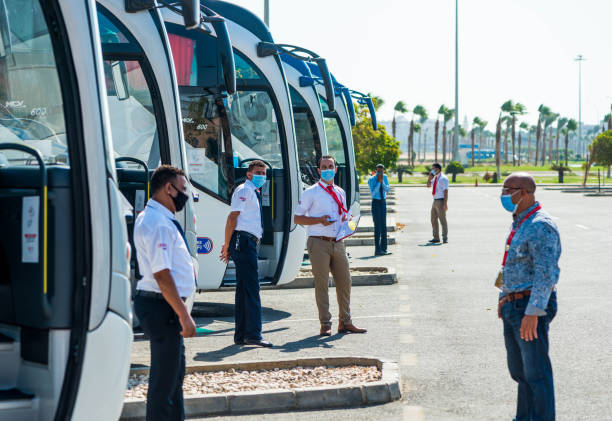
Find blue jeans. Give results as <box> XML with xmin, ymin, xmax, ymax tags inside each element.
<box><xmin>501</xmin><ymin>291</ymin><xmax>557</xmax><ymax>421</ymax></box>
<box><xmin>134</xmin><ymin>295</ymin><xmax>185</xmax><ymax>421</ymax></box>
<box><xmin>230</xmin><ymin>231</ymin><xmax>262</xmax><ymax>342</ymax></box>
<box><xmin>371</xmin><ymin>198</ymin><xmax>387</xmax><ymax>253</ymax></box>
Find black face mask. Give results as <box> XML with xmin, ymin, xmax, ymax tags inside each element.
<box><xmin>170</xmin><ymin>183</ymin><xmax>188</xmax><ymax>212</ymax></box>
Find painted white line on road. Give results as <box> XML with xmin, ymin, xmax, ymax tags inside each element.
<box><xmin>400</xmin><ymin>334</ymin><xmax>414</xmax><ymax>344</ymax></box>
<box><xmin>403</xmin><ymin>406</ymin><xmax>425</xmax><ymax>421</ymax></box>
<box><xmin>576</xmin><ymin>224</ymin><xmax>590</xmax><ymax>230</ymax></box>
<box><xmin>401</xmin><ymin>353</ymin><xmax>417</xmax><ymax>366</ymax></box>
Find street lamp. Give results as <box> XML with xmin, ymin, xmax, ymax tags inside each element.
<box><xmin>264</xmin><ymin>0</ymin><xmax>269</xmax><ymax>26</ymax></box>
<box><xmin>575</xmin><ymin>54</ymin><xmax>586</xmax><ymax>158</ymax></box>
<box><xmin>452</xmin><ymin>0</ymin><xmax>460</xmax><ymax>162</ymax></box>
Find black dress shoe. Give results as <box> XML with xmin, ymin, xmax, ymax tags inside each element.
<box><xmin>443</xmin><ymin>239</ymin><xmax>448</xmax><ymax>244</ymax></box>
<box><xmin>244</xmin><ymin>339</ymin><xmax>273</xmax><ymax>348</ymax></box>
<box><xmin>234</xmin><ymin>340</ymin><xmax>244</xmax><ymax>345</ymax></box>
<box><xmin>428</xmin><ymin>238</ymin><xmax>441</xmax><ymax>243</ymax></box>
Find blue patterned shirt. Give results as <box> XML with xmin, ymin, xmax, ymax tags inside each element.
<box><xmin>368</xmin><ymin>174</ymin><xmax>390</xmax><ymax>200</ymax></box>
<box><xmin>500</xmin><ymin>202</ymin><xmax>561</xmax><ymax>316</ymax></box>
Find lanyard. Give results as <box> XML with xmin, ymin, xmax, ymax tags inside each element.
<box><xmin>501</xmin><ymin>204</ymin><xmax>541</xmax><ymax>267</ymax></box>
<box><xmin>319</xmin><ymin>181</ymin><xmax>348</xmax><ymax>215</ymax></box>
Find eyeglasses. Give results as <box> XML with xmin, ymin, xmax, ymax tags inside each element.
<box><xmin>501</xmin><ymin>186</ymin><xmax>522</xmax><ymax>194</ymax></box>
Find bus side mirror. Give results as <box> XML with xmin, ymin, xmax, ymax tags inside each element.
<box><xmin>314</xmin><ymin>58</ymin><xmax>335</xmax><ymax>113</ymax></box>
<box><xmin>0</xmin><ymin>0</ymin><xmax>11</xmax><ymax>58</ymax></box>
<box><xmin>180</xmin><ymin>0</ymin><xmax>200</xmax><ymax>30</ymax></box>
<box><xmin>111</xmin><ymin>61</ymin><xmax>130</xmax><ymax>101</ymax></box>
<box><xmin>366</xmin><ymin>98</ymin><xmax>378</xmax><ymax>130</ymax></box>
<box><xmin>211</xmin><ymin>19</ymin><xmax>236</xmax><ymax>94</ymax></box>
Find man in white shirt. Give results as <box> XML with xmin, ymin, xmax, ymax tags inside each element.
<box><xmin>426</xmin><ymin>162</ymin><xmax>449</xmax><ymax>244</ymax></box>
<box><xmin>294</xmin><ymin>155</ymin><xmax>367</xmax><ymax>336</ymax></box>
<box><xmin>133</xmin><ymin>165</ymin><xmax>196</xmax><ymax>421</ymax></box>
<box><xmin>220</xmin><ymin>160</ymin><xmax>272</xmax><ymax>347</ymax></box>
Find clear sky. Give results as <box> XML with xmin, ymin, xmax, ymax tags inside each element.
<box><xmin>232</xmin><ymin>0</ymin><xmax>611</xmax><ymax>129</ymax></box>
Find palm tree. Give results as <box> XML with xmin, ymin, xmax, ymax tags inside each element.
<box><xmin>474</xmin><ymin>117</ymin><xmax>488</xmax><ymax>163</ymax></box>
<box><xmin>495</xmin><ymin>115</ymin><xmax>502</xmax><ymax>179</ymax></box>
<box><xmin>392</xmin><ymin>100</ymin><xmax>408</xmax><ymax>140</ymax></box>
<box><xmin>536</xmin><ymin>105</ymin><xmax>550</xmax><ymax>166</ymax></box>
<box><xmin>434</xmin><ymin>118</ymin><xmax>440</xmax><ymax>162</ymax></box>
<box><xmin>501</xmin><ymin>115</ymin><xmax>512</xmax><ymax>163</ymax></box>
<box><xmin>510</xmin><ymin>103</ymin><xmax>526</xmax><ymax>165</ymax></box>
<box><xmin>543</xmin><ymin>112</ymin><xmax>558</xmax><ymax>165</ymax></box>
<box><xmin>519</xmin><ymin>122</ymin><xmax>529</xmax><ymax>166</ymax></box>
<box><xmin>472</xmin><ymin>116</ymin><xmax>485</xmax><ymax>166</ymax></box>
<box><xmin>439</xmin><ymin>106</ymin><xmax>454</xmax><ymax>166</ymax></box>
<box><xmin>603</xmin><ymin>113</ymin><xmax>612</xmax><ymax>131</ymax></box>
<box><xmin>409</xmin><ymin>105</ymin><xmax>427</xmax><ymax>167</ymax></box>
<box><xmin>414</xmin><ymin>123</ymin><xmax>422</xmax><ymax>163</ymax></box>
<box><xmin>565</xmin><ymin>119</ymin><xmax>578</xmax><ymax>166</ymax></box>
<box><xmin>555</xmin><ymin>117</ymin><xmax>568</xmax><ymax>163</ymax></box>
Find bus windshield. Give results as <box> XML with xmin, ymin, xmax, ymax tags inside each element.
<box><xmin>0</xmin><ymin>0</ymin><xmax>69</xmax><ymax>166</ymax></box>
<box><xmin>289</xmin><ymin>86</ymin><xmax>320</xmax><ymax>185</ymax></box>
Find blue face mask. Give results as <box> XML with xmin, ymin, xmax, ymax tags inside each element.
<box><xmin>320</xmin><ymin>169</ymin><xmax>335</xmax><ymax>182</ymax></box>
<box><xmin>251</xmin><ymin>174</ymin><xmax>266</xmax><ymax>189</ymax></box>
<box><xmin>500</xmin><ymin>191</ymin><xmax>521</xmax><ymax>213</ymax></box>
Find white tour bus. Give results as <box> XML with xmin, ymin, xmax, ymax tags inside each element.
<box><xmin>94</xmin><ymin>0</ymin><xmax>204</xmax><ymax>311</ymax></box>
<box><xmin>278</xmin><ymin>48</ymin><xmax>334</xmax><ymax>188</ymax></box>
<box><xmin>307</xmin><ymin>64</ymin><xmax>378</xmax><ymax>216</ymax></box>
<box><xmin>0</xmin><ymin>0</ymin><xmax>133</xmax><ymax>419</ymax></box>
<box><xmin>163</xmin><ymin>0</ymin><xmax>306</xmax><ymax>288</ymax></box>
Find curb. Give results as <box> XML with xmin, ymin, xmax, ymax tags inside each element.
<box><xmin>345</xmin><ymin>236</ymin><xmax>396</xmax><ymax>247</ymax></box>
<box><xmin>357</xmin><ymin>225</ymin><xmax>396</xmax><ymax>233</ymax></box>
<box><xmin>120</xmin><ymin>357</ymin><xmax>401</xmax><ymax>420</ymax></box>
<box><xmin>278</xmin><ymin>267</ymin><xmax>397</xmax><ymax>289</ymax></box>
<box><xmin>361</xmin><ymin>208</ymin><xmax>396</xmax><ymax>215</ymax></box>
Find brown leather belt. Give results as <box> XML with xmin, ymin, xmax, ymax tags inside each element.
<box><xmin>497</xmin><ymin>290</ymin><xmax>531</xmax><ymax>318</ymax></box>
<box><xmin>311</xmin><ymin>236</ymin><xmax>337</xmax><ymax>242</ymax></box>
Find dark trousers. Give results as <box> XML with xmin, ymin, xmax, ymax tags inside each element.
<box><xmin>501</xmin><ymin>292</ymin><xmax>557</xmax><ymax>421</ymax></box>
<box><xmin>371</xmin><ymin>198</ymin><xmax>387</xmax><ymax>253</ymax></box>
<box><xmin>134</xmin><ymin>295</ymin><xmax>185</xmax><ymax>421</ymax></box>
<box><xmin>230</xmin><ymin>231</ymin><xmax>262</xmax><ymax>342</ymax></box>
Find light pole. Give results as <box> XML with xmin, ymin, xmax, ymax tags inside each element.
<box><xmin>264</xmin><ymin>0</ymin><xmax>270</xmax><ymax>26</ymax></box>
<box><xmin>452</xmin><ymin>0</ymin><xmax>459</xmax><ymax>162</ymax></box>
<box><xmin>575</xmin><ymin>54</ymin><xmax>586</xmax><ymax>158</ymax></box>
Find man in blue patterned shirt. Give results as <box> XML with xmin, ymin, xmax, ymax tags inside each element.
<box><xmin>498</xmin><ymin>173</ymin><xmax>561</xmax><ymax>421</ymax></box>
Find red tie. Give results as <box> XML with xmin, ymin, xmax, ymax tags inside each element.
<box><xmin>432</xmin><ymin>175</ymin><xmax>439</xmax><ymax>196</ymax></box>
<box><xmin>321</xmin><ymin>183</ymin><xmax>348</xmax><ymax>215</ymax></box>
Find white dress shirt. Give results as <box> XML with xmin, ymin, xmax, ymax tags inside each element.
<box><xmin>432</xmin><ymin>173</ymin><xmax>449</xmax><ymax>199</ymax></box>
<box><xmin>134</xmin><ymin>199</ymin><xmax>195</xmax><ymax>298</ymax></box>
<box><xmin>230</xmin><ymin>179</ymin><xmax>263</xmax><ymax>239</ymax></box>
<box><xmin>295</xmin><ymin>181</ymin><xmax>347</xmax><ymax>237</ymax></box>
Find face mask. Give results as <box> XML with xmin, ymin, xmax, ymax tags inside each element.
<box><xmin>170</xmin><ymin>184</ymin><xmax>188</xmax><ymax>212</ymax></box>
<box><xmin>320</xmin><ymin>169</ymin><xmax>335</xmax><ymax>182</ymax></box>
<box><xmin>251</xmin><ymin>174</ymin><xmax>266</xmax><ymax>189</ymax></box>
<box><xmin>500</xmin><ymin>191</ymin><xmax>521</xmax><ymax>213</ymax></box>
<box><xmin>431</xmin><ymin>169</ymin><xmax>437</xmax><ymax>175</ymax></box>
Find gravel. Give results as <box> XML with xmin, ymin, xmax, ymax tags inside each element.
<box><xmin>125</xmin><ymin>365</ymin><xmax>381</xmax><ymax>399</ymax></box>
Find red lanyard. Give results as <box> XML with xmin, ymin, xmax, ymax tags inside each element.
<box><xmin>502</xmin><ymin>204</ymin><xmax>541</xmax><ymax>267</ymax></box>
<box><xmin>319</xmin><ymin>182</ymin><xmax>348</xmax><ymax>215</ymax></box>
<box><xmin>432</xmin><ymin>174</ymin><xmax>439</xmax><ymax>196</ymax></box>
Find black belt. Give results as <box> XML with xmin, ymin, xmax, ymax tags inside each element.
<box><xmin>136</xmin><ymin>290</ymin><xmax>186</xmax><ymax>302</ymax></box>
<box><xmin>235</xmin><ymin>230</ymin><xmax>260</xmax><ymax>245</ymax></box>
<box><xmin>434</xmin><ymin>198</ymin><xmax>444</xmax><ymax>201</ymax></box>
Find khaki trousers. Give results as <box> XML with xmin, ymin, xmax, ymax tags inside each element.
<box><xmin>431</xmin><ymin>199</ymin><xmax>448</xmax><ymax>241</ymax></box>
<box><xmin>307</xmin><ymin>237</ymin><xmax>352</xmax><ymax>326</ymax></box>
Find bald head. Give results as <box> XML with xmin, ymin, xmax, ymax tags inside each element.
<box><xmin>504</xmin><ymin>172</ymin><xmax>536</xmax><ymax>194</ymax></box>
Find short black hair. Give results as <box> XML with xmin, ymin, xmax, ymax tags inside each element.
<box><xmin>432</xmin><ymin>162</ymin><xmax>442</xmax><ymax>170</ymax></box>
<box><xmin>376</xmin><ymin>164</ymin><xmax>384</xmax><ymax>170</ymax></box>
<box><xmin>318</xmin><ymin>155</ymin><xmax>336</xmax><ymax>168</ymax></box>
<box><xmin>150</xmin><ymin>165</ymin><xmax>185</xmax><ymax>195</ymax></box>
<box><xmin>247</xmin><ymin>160</ymin><xmax>267</xmax><ymax>172</ymax></box>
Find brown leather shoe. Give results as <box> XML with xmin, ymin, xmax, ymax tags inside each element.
<box><xmin>320</xmin><ymin>325</ymin><xmax>332</xmax><ymax>336</ymax></box>
<box><xmin>338</xmin><ymin>321</ymin><xmax>367</xmax><ymax>334</ymax></box>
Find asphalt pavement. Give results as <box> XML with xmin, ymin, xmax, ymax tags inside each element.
<box><xmin>131</xmin><ymin>185</ymin><xmax>612</xmax><ymax>421</ymax></box>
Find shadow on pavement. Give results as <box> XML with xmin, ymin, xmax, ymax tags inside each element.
<box><xmin>192</xmin><ymin>302</ymin><xmax>291</xmax><ymax>323</ymax></box>
<box><xmin>276</xmin><ymin>334</ymin><xmax>343</xmax><ymax>353</ymax></box>
<box><xmin>194</xmin><ymin>327</ymin><xmax>290</xmax><ymax>362</ymax></box>
<box><xmin>417</xmin><ymin>242</ymin><xmax>443</xmax><ymax>247</ymax></box>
